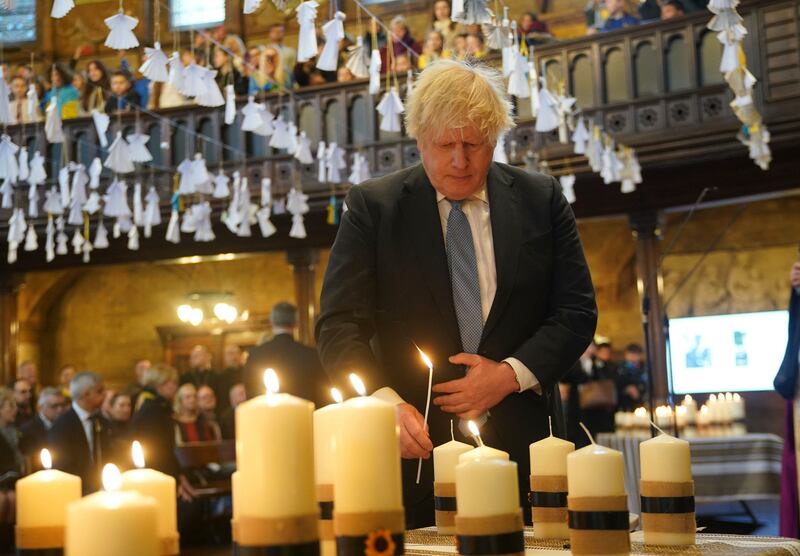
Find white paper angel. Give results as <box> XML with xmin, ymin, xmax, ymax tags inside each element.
<box><xmin>165</xmin><ymin>209</ymin><xmax>180</xmax><ymax>244</ymax></box>
<box><xmin>241</xmin><ymin>97</ymin><xmax>264</xmax><ymax>132</ymax></box>
<box><xmin>0</xmin><ymin>69</ymin><xmax>11</xmax><ymax>126</ymax></box>
<box><xmin>296</xmin><ymin>1</ymin><xmax>320</xmax><ymax>63</ymax></box>
<box><xmin>83</xmin><ymin>191</ymin><xmax>101</xmax><ymax>214</ymax></box>
<box><xmin>140</xmin><ymin>42</ymin><xmax>169</xmax><ymax>83</ymax></box>
<box><xmin>196</xmin><ymin>68</ymin><xmax>225</xmax><ymax>108</ymax></box>
<box><xmin>67</xmin><ymin>195</ymin><xmax>84</xmax><ymax>226</ymax></box>
<box><xmin>559</xmin><ymin>174</ymin><xmax>577</xmax><ymax>204</ymax></box>
<box><xmin>256</xmin><ymin>205</ymin><xmax>277</xmax><ymax>238</ymax></box>
<box><xmin>71</xmin><ymin>229</ymin><xmax>84</xmax><ymax>255</ymax></box>
<box><xmin>317</xmin><ymin>141</ymin><xmax>328</xmax><ymax>182</ymax></box>
<box><xmin>180</xmin><ymin>63</ymin><xmax>207</xmax><ymax>98</ymax></box>
<box><xmin>104</xmin><ymin>11</ymin><xmax>139</xmax><ymax>50</ymax></box>
<box><xmin>600</xmin><ymin>141</ymin><xmax>622</xmax><ymax>184</ymax></box>
<box><xmin>287</xmin><ymin>187</ymin><xmax>310</xmax><ymax>239</ymax></box>
<box><xmin>738</xmin><ymin>124</ymin><xmax>771</xmax><ymax>170</ymax></box>
<box><xmin>493</xmin><ymin>134</ymin><xmax>509</xmax><ymax>163</ymax></box>
<box><xmin>176</xmin><ymin>158</ymin><xmax>195</xmax><ymax>195</ymax></box>
<box><xmin>93</xmin><ymin>219</ymin><xmax>109</xmax><ymax>249</ymax></box>
<box><xmin>92</xmin><ymin>110</ymin><xmax>110</xmax><ymax>148</ymax></box>
<box><xmin>45</xmin><ymin>97</ymin><xmax>65</xmax><ymax>143</ymax></box>
<box><xmin>51</xmin><ymin>0</ymin><xmax>74</xmax><ymax>18</ymax></box>
<box><xmin>58</xmin><ymin>166</ymin><xmax>70</xmax><ymax>208</ymax></box>
<box><xmin>23</xmin><ymin>223</ymin><xmax>38</xmax><ymax>252</ymax></box>
<box><xmin>619</xmin><ymin>148</ymin><xmax>642</xmax><ymax>194</ymax></box>
<box><xmin>346</xmin><ymin>36</ymin><xmax>370</xmax><ymax>79</ymax></box>
<box><xmin>557</xmin><ymin>94</ymin><xmax>577</xmax><ymax>144</ymax></box>
<box><xmin>190</xmin><ymin>154</ymin><xmax>212</xmax><ymax>194</ymax></box>
<box><xmin>127</xmin><ymin>133</ymin><xmax>153</xmax><ymax>163</ymax></box>
<box><xmin>501</xmin><ymin>29</ymin><xmax>515</xmax><ymax>77</ymax></box>
<box><xmin>508</xmin><ymin>49</ymin><xmax>530</xmax><ymax>99</ymax></box>
<box><xmin>168</xmin><ymin>52</ymin><xmax>184</xmax><ymax>91</ymax></box>
<box><xmin>192</xmin><ymin>202</ymin><xmax>215</xmax><ymax>242</ymax></box>
<box><xmin>318</xmin><ymin>11</ymin><xmax>346</xmax><ymax>71</ymax></box>
<box><xmin>27</xmin><ymin>183</ymin><xmax>38</xmax><ymax>218</ymax></box>
<box><xmin>286</xmin><ymin>122</ymin><xmax>299</xmax><ymax>155</ymax></box>
<box><xmin>260</xmin><ymin>178</ymin><xmax>272</xmax><ymax>208</ymax></box>
<box><xmin>68</xmin><ymin>163</ymin><xmax>88</xmax><ymax>206</ymax></box>
<box><xmin>376</xmin><ymin>88</ymin><xmax>404</xmax><ymax>133</ymax></box>
<box><xmin>26</xmin><ymin>84</ymin><xmax>39</xmax><ymax>123</ymax></box>
<box><xmin>104</xmin><ymin>179</ymin><xmax>131</xmax><ymax>218</ymax></box>
<box><xmin>225</xmin><ymin>85</ymin><xmax>236</xmax><ymax>125</ymax></box>
<box><xmin>349</xmin><ymin>152</ymin><xmax>371</xmax><ymax>185</ymax></box>
<box><xmin>254</xmin><ymin>105</ymin><xmax>275</xmax><ymax>137</ymax></box>
<box><xmin>718</xmin><ymin>30</ymin><xmax>744</xmax><ymax>74</ymax></box>
<box><xmin>104</xmin><ymin>132</ymin><xmax>135</xmax><ymax>174</ymax></box>
<box><xmin>126</xmin><ymin>225</ymin><xmax>139</xmax><ymax>251</ymax></box>
<box><xmin>0</xmin><ymin>179</ymin><xmax>12</xmax><ymax>210</ymax></box>
<box><xmin>132</xmin><ymin>182</ymin><xmax>143</xmax><ymax>226</ymax></box>
<box><xmin>143</xmin><ymin>187</ymin><xmax>161</xmax><ymax>238</ymax></box>
<box><xmin>0</xmin><ymin>135</ymin><xmax>20</xmax><ymax>183</ymax></box>
<box><xmin>43</xmin><ymin>187</ymin><xmax>63</xmax><ymax>215</ymax></box>
<box><xmin>18</xmin><ymin>148</ymin><xmax>29</xmax><ymax>184</ymax></box>
<box><xmin>235</xmin><ymin>179</ymin><xmax>254</xmax><ymax>238</ymax></box>
<box><xmin>571</xmin><ymin>117</ymin><xmax>589</xmax><ymax>155</ymax></box>
<box><xmin>213</xmin><ymin>171</ymin><xmax>231</xmax><ymax>199</ymax></box>
<box><xmin>269</xmin><ymin>118</ymin><xmax>292</xmax><ymax>150</ymax></box>
<box><xmin>294</xmin><ymin>131</ymin><xmax>314</xmax><ymax>164</ymax></box>
<box><xmin>45</xmin><ymin>218</ymin><xmax>55</xmax><ymax>262</ymax></box>
<box><xmin>369</xmin><ymin>49</ymin><xmax>382</xmax><ymax>95</ymax></box>
<box><xmin>534</xmin><ymin>79</ymin><xmax>560</xmax><ymax>133</ymax></box>
<box><xmin>180</xmin><ymin>207</ymin><xmax>196</xmax><ymax>233</ymax></box>
<box><xmin>55</xmin><ymin>218</ymin><xmax>68</xmax><ymax>256</ymax></box>
<box><xmin>89</xmin><ymin>157</ymin><xmax>102</xmax><ymax>189</ymax></box>
<box><xmin>326</xmin><ymin>143</ymin><xmax>347</xmax><ymax>184</ymax></box>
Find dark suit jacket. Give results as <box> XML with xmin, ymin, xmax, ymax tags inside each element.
<box><xmin>130</xmin><ymin>392</ymin><xmax>180</xmax><ymax>478</ymax></box>
<box><xmin>244</xmin><ymin>334</ymin><xmax>331</xmax><ymax>408</ymax></box>
<box><xmin>19</xmin><ymin>414</ymin><xmax>49</xmax><ymax>458</ymax></box>
<box><xmin>775</xmin><ymin>288</ymin><xmax>800</xmax><ymax>399</ymax></box>
<box><xmin>48</xmin><ymin>408</ymin><xmax>116</xmax><ymax>494</ymax></box>
<box><xmin>316</xmin><ymin>162</ymin><xmax>597</xmax><ymax>525</ymax></box>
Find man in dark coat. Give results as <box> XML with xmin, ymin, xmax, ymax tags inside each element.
<box><xmin>48</xmin><ymin>372</ymin><xmax>114</xmax><ymax>494</ymax></box>
<box><xmin>775</xmin><ymin>261</ymin><xmax>800</xmax><ymax>399</ymax></box>
<box><xmin>19</xmin><ymin>387</ymin><xmax>67</xmax><ymax>458</ymax></box>
<box><xmin>245</xmin><ymin>302</ymin><xmax>331</xmax><ymax>407</ymax></box>
<box><xmin>316</xmin><ymin>60</ymin><xmax>597</xmax><ymax>527</ymax></box>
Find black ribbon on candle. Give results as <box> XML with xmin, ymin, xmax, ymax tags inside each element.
<box><xmin>640</xmin><ymin>496</ymin><xmax>695</xmax><ymax>514</ymax></box>
<box><xmin>568</xmin><ymin>511</ymin><xmax>629</xmax><ymax>530</ymax></box>
<box><xmin>434</xmin><ymin>496</ymin><xmax>457</xmax><ymax>512</ymax></box>
<box><xmin>16</xmin><ymin>549</ymin><xmax>64</xmax><ymax>556</ymax></box>
<box><xmin>236</xmin><ymin>541</ymin><xmax>321</xmax><ymax>556</ymax></box>
<box><xmin>528</xmin><ymin>491</ymin><xmax>568</xmax><ymax>508</ymax></box>
<box><xmin>336</xmin><ymin>532</ymin><xmax>405</xmax><ymax>556</ymax></box>
<box><xmin>456</xmin><ymin>530</ymin><xmax>524</xmax><ymax>555</ymax></box>
<box><xmin>319</xmin><ymin>501</ymin><xmax>334</xmax><ymax>520</ymax></box>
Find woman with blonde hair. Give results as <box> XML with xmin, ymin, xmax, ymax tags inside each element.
<box><xmin>0</xmin><ymin>387</ymin><xmax>24</xmax><ymax>523</ymax></box>
<box><xmin>173</xmin><ymin>383</ymin><xmax>220</xmax><ymax>444</ymax></box>
<box><xmin>248</xmin><ymin>46</ymin><xmax>290</xmax><ymax>94</ymax></box>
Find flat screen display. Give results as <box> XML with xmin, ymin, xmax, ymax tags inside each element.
<box><xmin>668</xmin><ymin>310</ymin><xmax>789</xmax><ymax>394</ymax></box>
<box><xmin>0</xmin><ymin>0</ymin><xmax>36</xmax><ymax>44</ymax></box>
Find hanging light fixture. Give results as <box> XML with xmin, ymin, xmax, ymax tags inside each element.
<box><xmin>176</xmin><ymin>291</ymin><xmax>243</xmax><ymax>326</ymax></box>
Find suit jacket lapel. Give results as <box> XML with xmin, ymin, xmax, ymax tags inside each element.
<box><xmin>482</xmin><ymin>163</ymin><xmax>520</xmax><ymax>344</ymax></box>
<box><xmin>400</xmin><ymin>165</ymin><xmax>461</xmax><ymax>347</ymax></box>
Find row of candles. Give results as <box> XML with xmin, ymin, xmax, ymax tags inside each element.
<box><xmin>15</xmin><ymin>365</ymin><xmax>698</xmax><ymax>555</ymax></box>
<box><xmin>615</xmin><ymin>393</ymin><xmax>747</xmax><ymax>437</ymax></box>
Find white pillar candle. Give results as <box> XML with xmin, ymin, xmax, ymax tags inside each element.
<box><xmin>567</xmin><ymin>444</ymin><xmax>625</xmax><ymax>497</ymax></box>
<box><xmin>640</xmin><ymin>433</ymin><xmax>695</xmax><ymax>546</ymax></box>
<box><xmin>121</xmin><ymin>441</ymin><xmax>178</xmax><ymax>555</ymax></box>
<box><xmin>529</xmin><ymin>435</ymin><xmax>574</xmax><ymax>539</ymax></box>
<box><xmin>459</xmin><ymin>446</ymin><xmax>509</xmax><ymax>463</ymax></box>
<box><xmin>314</xmin><ymin>390</ymin><xmax>344</xmax><ymax>556</ymax></box>
<box><xmin>231</xmin><ymin>471</ymin><xmax>241</xmax><ymax>544</ymax></box>
<box><xmin>15</xmin><ymin>449</ymin><xmax>82</xmax><ymax>550</ymax></box>
<box><xmin>65</xmin><ymin>464</ymin><xmax>159</xmax><ymax>556</ymax></box>
<box><xmin>235</xmin><ymin>370</ymin><xmax>317</xmax><ymax>547</ymax></box>
<box><xmin>434</xmin><ymin>439</ymin><xmax>473</xmax><ymax>484</ymax></box>
<box><xmin>433</xmin><ymin>434</ymin><xmax>472</xmax><ymax>534</ymax></box>
<box><xmin>455</xmin><ymin>458</ymin><xmax>520</xmax><ymax>517</ymax></box>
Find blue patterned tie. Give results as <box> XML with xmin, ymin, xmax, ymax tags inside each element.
<box><xmin>446</xmin><ymin>199</ymin><xmax>483</xmax><ymax>354</ymax></box>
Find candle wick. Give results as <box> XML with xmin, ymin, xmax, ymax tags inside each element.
<box><xmin>578</xmin><ymin>422</ymin><xmax>595</xmax><ymax>445</ymax></box>
<box><xmin>548</xmin><ymin>415</ymin><xmax>553</xmax><ymax>437</ymax></box>
<box><xmin>450</xmin><ymin>419</ymin><xmax>454</xmax><ymax>442</ymax></box>
<box><xmin>475</xmin><ymin>434</ymin><xmax>484</xmax><ymax>448</ymax></box>
<box><xmin>650</xmin><ymin>420</ymin><xmax>667</xmax><ymax>436</ymax></box>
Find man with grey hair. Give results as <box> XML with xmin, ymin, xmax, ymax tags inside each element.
<box><xmin>48</xmin><ymin>372</ymin><xmax>115</xmax><ymax>493</ymax></box>
<box><xmin>244</xmin><ymin>301</ymin><xmax>330</xmax><ymax>406</ymax></box>
<box><xmin>20</xmin><ymin>387</ymin><xmax>67</xmax><ymax>457</ymax></box>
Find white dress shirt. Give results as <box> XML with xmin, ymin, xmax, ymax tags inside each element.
<box><xmin>373</xmin><ymin>185</ymin><xmax>541</xmax><ymax>406</ymax></box>
<box><xmin>72</xmin><ymin>401</ymin><xmax>94</xmax><ymax>459</ymax></box>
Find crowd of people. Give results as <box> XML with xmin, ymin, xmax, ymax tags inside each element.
<box><xmin>586</xmin><ymin>0</ymin><xmax>699</xmax><ymax>33</ymax></box>
<box><xmin>0</xmin><ymin>300</ymin><xmax>328</xmax><ymax>545</ymax></box>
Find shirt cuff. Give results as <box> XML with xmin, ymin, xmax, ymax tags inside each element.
<box><xmin>371</xmin><ymin>387</ymin><xmax>406</xmax><ymax>406</ymax></box>
<box><xmin>503</xmin><ymin>357</ymin><xmax>542</xmax><ymax>395</ymax></box>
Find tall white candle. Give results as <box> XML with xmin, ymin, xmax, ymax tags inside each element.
<box><xmin>434</xmin><ymin>439</ymin><xmax>473</xmax><ymax>484</ymax></box>
<box><xmin>15</xmin><ymin>449</ymin><xmax>82</xmax><ymax>550</ymax></box>
<box><xmin>65</xmin><ymin>464</ymin><xmax>159</xmax><ymax>556</ymax></box>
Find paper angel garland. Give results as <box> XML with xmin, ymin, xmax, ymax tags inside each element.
<box><xmin>103</xmin><ymin>179</ymin><xmax>131</xmax><ymax>218</ymax></box>
<box><xmin>104</xmin><ymin>132</ymin><xmax>135</xmax><ymax>174</ymax></box>
<box><xmin>369</xmin><ymin>49</ymin><xmax>382</xmax><ymax>95</ymax></box>
<box><xmin>0</xmin><ymin>135</ymin><xmax>20</xmax><ymax>183</ymax></box>
<box><xmin>71</xmin><ymin>229</ymin><xmax>84</xmax><ymax>255</ymax></box>
<box><xmin>349</xmin><ymin>152</ymin><xmax>371</xmax><ymax>185</ymax></box>
<box><xmin>269</xmin><ymin>118</ymin><xmax>293</xmax><ymax>150</ymax></box>
<box><xmin>507</xmin><ymin>48</ymin><xmax>530</xmax><ymax>99</ymax></box>
<box><xmin>600</xmin><ymin>141</ymin><xmax>622</xmax><ymax>184</ymax></box>
<box><xmin>738</xmin><ymin>124</ymin><xmax>771</xmax><ymax>170</ymax></box>
<box><xmin>55</xmin><ymin>218</ymin><xmax>68</xmax><ymax>256</ymax></box>
<box><xmin>296</xmin><ymin>1</ymin><xmax>320</xmax><ymax>63</ymax></box>
<box><xmin>132</xmin><ymin>182</ymin><xmax>143</xmax><ymax>226</ymax></box>
<box><xmin>43</xmin><ymin>187</ymin><xmax>63</xmax><ymax>214</ymax></box>
<box><xmin>0</xmin><ymin>69</ymin><xmax>12</xmax><ymax>126</ymax></box>
<box><xmin>165</xmin><ymin>209</ymin><xmax>180</xmax><ymax>244</ymax></box>
<box><xmin>190</xmin><ymin>154</ymin><xmax>212</xmax><ymax>194</ymax></box>
<box><xmin>196</xmin><ymin>69</ymin><xmax>226</xmax><ymax>108</ymax></box>
<box><xmin>45</xmin><ymin>98</ymin><xmax>65</xmax><ymax>143</ymax></box>
<box><xmin>93</xmin><ymin>219</ymin><xmax>109</xmax><ymax>249</ymax></box>
<box><xmin>140</xmin><ymin>42</ymin><xmax>169</xmax><ymax>82</ymax></box>
<box><xmin>92</xmin><ymin>109</ymin><xmax>110</xmax><ymax>148</ymax></box>
<box><xmin>326</xmin><ymin>143</ymin><xmax>347</xmax><ymax>183</ymax></box>
<box><xmin>316</xmin><ymin>141</ymin><xmax>327</xmax><ymax>182</ymax></box>
<box><xmin>318</xmin><ymin>11</ymin><xmax>346</xmax><ymax>71</ymax></box>
<box><xmin>213</xmin><ymin>171</ymin><xmax>231</xmax><ymax>199</ymax></box>
<box><xmin>346</xmin><ymin>36</ymin><xmax>370</xmax><ymax>79</ymax></box>
<box><xmin>493</xmin><ymin>134</ymin><xmax>509</xmax><ymax>164</ymax></box>
<box><xmin>180</xmin><ymin>63</ymin><xmax>207</xmax><ymax>98</ymax></box>
<box><xmin>376</xmin><ymin>88</ymin><xmax>404</xmax><ymax>133</ymax></box>
<box><xmin>104</xmin><ymin>11</ymin><xmax>140</xmax><ymax>50</ymax></box>
<box><xmin>177</xmin><ymin>159</ymin><xmax>195</xmax><ymax>195</ymax></box>
<box><xmin>26</xmin><ymin>84</ymin><xmax>39</xmax><ymax>123</ymax></box>
<box><xmin>453</xmin><ymin>0</ymin><xmax>492</xmax><ymax>25</ymax></box>
<box><xmin>127</xmin><ymin>225</ymin><xmax>139</xmax><ymax>250</ymax></box>
<box><xmin>192</xmin><ymin>202</ymin><xmax>215</xmax><ymax>242</ymax></box>
<box><xmin>51</xmin><ymin>0</ymin><xmax>74</xmax><ymax>18</ymax></box>
<box><xmin>127</xmin><ymin>133</ymin><xmax>153</xmax><ymax>163</ymax></box>
<box><xmin>45</xmin><ymin>218</ymin><xmax>55</xmax><ymax>262</ymax></box>
<box><xmin>143</xmin><ymin>187</ymin><xmax>161</xmax><ymax>237</ymax></box>
<box><xmin>57</xmin><ymin>166</ymin><xmax>70</xmax><ymax>208</ymax></box>
<box><xmin>83</xmin><ymin>191</ymin><xmax>101</xmax><ymax>214</ymax></box>
<box><xmin>89</xmin><ymin>157</ymin><xmax>102</xmax><ymax>188</ymax></box>
<box><xmin>559</xmin><ymin>174</ymin><xmax>577</xmax><ymax>204</ymax></box>
<box><xmin>24</xmin><ymin>223</ymin><xmax>38</xmax><ymax>252</ymax></box>
<box><xmin>0</xmin><ymin>180</ymin><xmax>12</xmax><ymax>210</ymax></box>
<box><xmin>534</xmin><ymin>84</ymin><xmax>560</xmax><ymax>133</ymax></box>
<box><xmin>618</xmin><ymin>147</ymin><xmax>642</xmax><ymax>193</ymax></box>
<box><xmin>294</xmin><ymin>131</ymin><xmax>314</xmax><ymax>165</ymax></box>
<box><xmin>256</xmin><ymin>205</ymin><xmax>277</xmax><ymax>238</ymax></box>
<box><xmin>225</xmin><ymin>85</ymin><xmax>237</xmax><ymax>125</ymax></box>
<box><xmin>168</xmin><ymin>52</ymin><xmax>184</xmax><ymax>90</ymax></box>
<box><xmin>571</xmin><ymin>117</ymin><xmax>589</xmax><ymax>155</ymax></box>
<box><xmin>287</xmin><ymin>187</ymin><xmax>309</xmax><ymax>239</ymax></box>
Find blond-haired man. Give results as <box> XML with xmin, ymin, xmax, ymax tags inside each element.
<box><xmin>317</xmin><ymin>60</ymin><xmax>597</xmax><ymax>526</ymax></box>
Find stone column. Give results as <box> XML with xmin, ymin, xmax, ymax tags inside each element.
<box><xmin>629</xmin><ymin>211</ymin><xmax>669</xmax><ymax>405</ymax></box>
<box><xmin>286</xmin><ymin>248</ymin><xmax>320</xmax><ymax>346</ymax></box>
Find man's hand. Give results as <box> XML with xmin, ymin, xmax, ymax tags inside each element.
<box><xmin>397</xmin><ymin>403</ymin><xmax>432</xmax><ymax>460</ymax></box>
<box><xmin>432</xmin><ymin>354</ymin><xmax>519</xmax><ymax>419</ymax></box>
<box><xmin>624</xmin><ymin>384</ymin><xmax>640</xmax><ymax>401</ymax></box>
<box><xmin>177</xmin><ymin>474</ymin><xmax>196</xmax><ymax>502</ymax></box>
<box><xmin>791</xmin><ymin>261</ymin><xmax>800</xmax><ymax>289</ymax></box>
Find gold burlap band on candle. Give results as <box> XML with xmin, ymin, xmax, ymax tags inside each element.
<box><xmin>455</xmin><ymin>511</ymin><xmax>524</xmax><ymax>556</ymax></box>
<box><xmin>640</xmin><ymin>481</ymin><xmax>696</xmax><ymax>534</ymax></box>
<box><xmin>529</xmin><ymin>475</ymin><xmax>568</xmax><ymax>526</ymax></box>
<box><xmin>232</xmin><ymin>519</ymin><xmax>239</xmax><ymax>543</ymax></box>
<box><xmin>160</xmin><ymin>534</ymin><xmax>180</xmax><ymax>555</ymax></box>
<box><xmin>434</xmin><ymin>482</ymin><xmax>457</xmax><ymax>528</ymax></box>
<box><xmin>318</xmin><ymin>484</ymin><xmax>335</xmax><ymax>540</ymax></box>
<box><xmin>568</xmin><ymin>495</ymin><xmax>630</xmax><ymax>555</ymax></box>
<box><xmin>238</xmin><ymin>514</ymin><xmax>320</xmax><ymax>547</ymax></box>
<box><xmin>15</xmin><ymin>525</ymin><xmax>64</xmax><ymax>549</ymax></box>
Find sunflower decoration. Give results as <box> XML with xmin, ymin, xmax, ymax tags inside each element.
<box><xmin>365</xmin><ymin>529</ymin><xmax>396</xmax><ymax>556</ymax></box>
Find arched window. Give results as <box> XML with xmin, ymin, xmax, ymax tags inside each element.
<box><xmin>198</xmin><ymin>118</ymin><xmax>217</xmax><ymax>164</ymax></box>
<box><xmin>544</xmin><ymin>60</ymin><xmax>562</xmax><ymax>93</ymax></box>
<box><xmin>73</xmin><ymin>132</ymin><xmax>93</xmax><ymax>167</ymax></box>
<box><xmin>604</xmin><ymin>47</ymin><xmax>628</xmax><ymax>103</ymax></box>
<box><xmin>634</xmin><ymin>41</ymin><xmax>659</xmax><ymax>97</ymax></box>
<box><xmin>349</xmin><ymin>95</ymin><xmax>370</xmax><ymax>146</ymax></box>
<box><xmin>666</xmin><ymin>35</ymin><xmax>691</xmax><ymax>91</ymax></box>
<box><xmin>324</xmin><ymin>99</ymin><xmax>345</xmax><ymax>145</ymax></box>
<box><xmin>171</xmin><ymin>120</ymin><xmax>188</xmax><ymax>166</ymax></box>
<box><xmin>699</xmin><ymin>31</ymin><xmax>724</xmax><ymax>86</ymax></box>
<box><xmin>570</xmin><ymin>54</ymin><xmax>594</xmax><ymax>107</ymax></box>
<box><xmin>298</xmin><ymin>103</ymin><xmax>320</xmax><ymax>146</ymax></box>
<box><xmin>147</xmin><ymin>123</ymin><xmax>162</xmax><ymax>166</ymax></box>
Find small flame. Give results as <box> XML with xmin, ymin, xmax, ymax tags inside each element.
<box><xmin>132</xmin><ymin>441</ymin><xmax>145</xmax><ymax>469</ymax></box>
<box><xmin>416</xmin><ymin>346</ymin><xmax>433</xmax><ymax>370</ymax></box>
<box><xmin>102</xmin><ymin>464</ymin><xmax>122</xmax><ymax>492</ymax></box>
<box><xmin>330</xmin><ymin>387</ymin><xmax>344</xmax><ymax>404</ymax></box>
<box><xmin>709</xmin><ymin>394</ymin><xmax>717</xmax><ymax>402</ymax></box>
<box><xmin>700</xmin><ymin>405</ymin><xmax>710</xmax><ymax>414</ymax></box>
<box><xmin>349</xmin><ymin>373</ymin><xmax>366</xmax><ymax>396</ymax></box>
<box><xmin>263</xmin><ymin>369</ymin><xmax>279</xmax><ymax>395</ymax></box>
<box><xmin>684</xmin><ymin>394</ymin><xmax>693</xmax><ymax>403</ymax></box>
<box><xmin>40</xmin><ymin>448</ymin><xmax>52</xmax><ymax>470</ymax></box>
<box><xmin>467</xmin><ymin>420</ymin><xmax>480</xmax><ymax>437</ymax></box>
<box><xmin>634</xmin><ymin>407</ymin><xmax>647</xmax><ymax>417</ymax></box>
<box><xmin>733</xmin><ymin>393</ymin><xmax>741</xmax><ymax>402</ymax></box>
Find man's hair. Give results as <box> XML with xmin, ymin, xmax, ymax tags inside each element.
<box><xmin>70</xmin><ymin>371</ymin><xmax>102</xmax><ymax>400</ymax></box>
<box><xmin>141</xmin><ymin>363</ymin><xmax>178</xmax><ymax>389</ymax></box>
<box><xmin>663</xmin><ymin>0</ymin><xmax>685</xmax><ymax>11</ymax></box>
<box><xmin>110</xmin><ymin>70</ymin><xmax>132</xmax><ymax>82</ymax></box>
<box><xmin>37</xmin><ymin>386</ymin><xmax>63</xmax><ymax>408</ymax></box>
<box><xmin>271</xmin><ymin>301</ymin><xmax>298</xmax><ymax>328</ymax></box>
<box><xmin>405</xmin><ymin>59</ymin><xmax>514</xmax><ymax>145</ymax></box>
<box><xmin>596</xmin><ymin>342</ymin><xmax>612</xmax><ymax>350</ymax></box>
<box><xmin>11</xmin><ymin>75</ymin><xmax>26</xmax><ymax>84</ymax></box>
<box><xmin>14</xmin><ymin>379</ymin><xmax>31</xmax><ymax>392</ymax></box>
<box><xmin>624</xmin><ymin>343</ymin><xmax>644</xmax><ymax>354</ymax></box>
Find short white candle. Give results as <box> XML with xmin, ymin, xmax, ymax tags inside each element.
<box><xmin>567</xmin><ymin>443</ymin><xmax>625</xmax><ymax>497</ymax></box>
<box><xmin>456</xmin><ymin>458</ymin><xmax>520</xmax><ymax>517</ymax></box>
<box><xmin>65</xmin><ymin>464</ymin><xmax>159</xmax><ymax>556</ymax></box>
<box><xmin>434</xmin><ymin>439</ymin><xmax>473</xmax><ymax>484</ymax></box>
<box><xmin>529</xmin><ymin>432</ymin><xmax>574</xmax><ymax>540</ymax></box>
